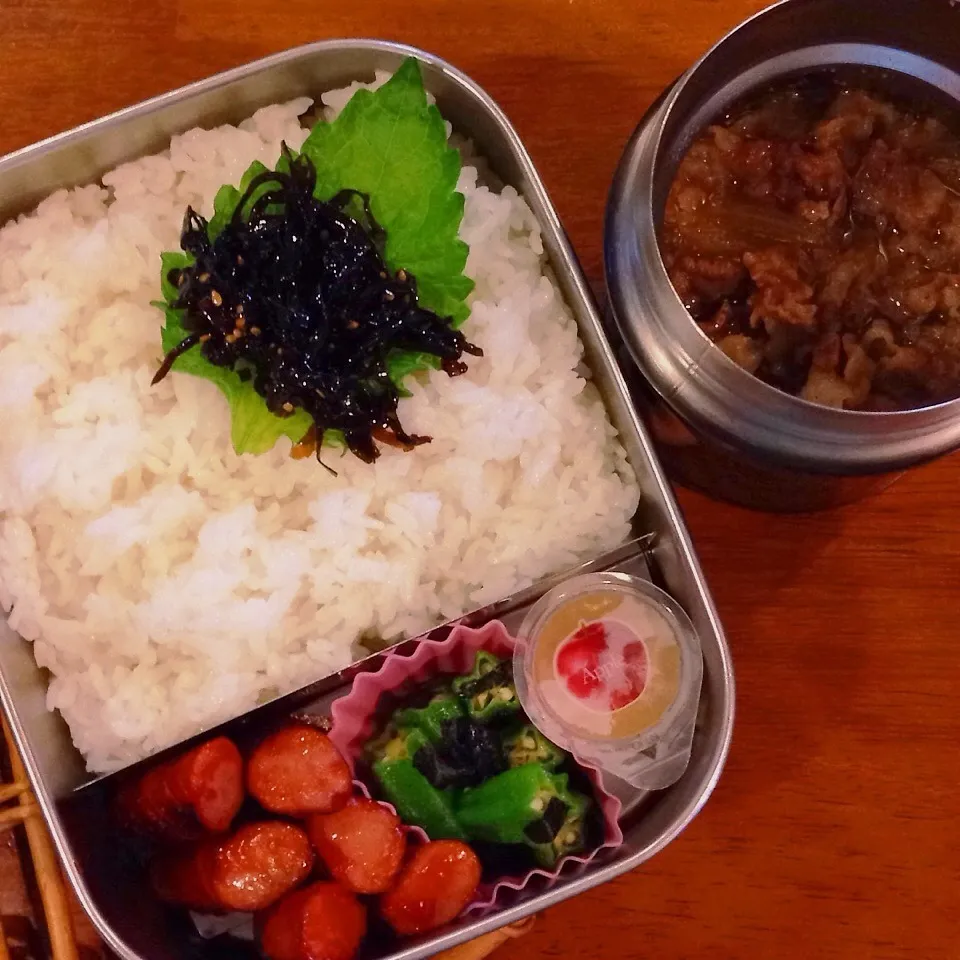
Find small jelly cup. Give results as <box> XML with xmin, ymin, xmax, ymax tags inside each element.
<box><xmin>513</xmin><ymin>572</ymin><xmax>703</xmax><ymax>791</ymax></box>
<box><xmin>327</xmin><ymin>620</ymin><xmax>623</xmax><ymax>915</ymax></box>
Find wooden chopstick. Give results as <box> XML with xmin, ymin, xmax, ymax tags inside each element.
<box><xmin>0</xmin><ymin>801</ymin><xmax>38</xmax><ymax>832</ymax></box>
<box><xmin>0</xmin><ymin>781</ymin><xmax>27</xmax><ymax>804</ymax></box>
<box><xmin>1</xmin><ymin>714</ymin><xmax>80</xmax><ymax>960</ymax></box>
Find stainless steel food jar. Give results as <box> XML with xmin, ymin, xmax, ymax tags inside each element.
<box><xmin>604</xmin><ymin>0</ymin><xmax>960</xmax><ymax>513</ymax></box>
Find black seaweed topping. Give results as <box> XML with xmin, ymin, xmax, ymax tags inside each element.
<box><xmin>456</xmin><ymin>661</ymin><xmax>514</xmax><ymax>700</ymax></box>
<box><xmin>413</xmin><ymin>717</ymin><xmax>506</xmax><ymax>789</ymax></box>
<box><xmin>153</xmin><ymin>147</ymin><xmax>482</xmax><ymax>465</ymax></box>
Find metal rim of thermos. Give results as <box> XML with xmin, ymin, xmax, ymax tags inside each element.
<box><xmin>604</xmin><ymin>0</ymin><xmax>960</xmax><ymax>478</ymax></box>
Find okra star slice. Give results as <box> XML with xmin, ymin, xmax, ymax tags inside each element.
<box><xmin>366</xmin><ymin>725</ymin><xmax>429</xmax><ymax>766</ymax></box>
<box><xmin>451</xmin><ymin>650</ymin><xmax>501</xmax><ymax>698</ymax></box>
<box><xmin>524</xmin><ymin>776</ymin><xmax>591</xmax><ymax>867</ymax></box>
<box><xmin>502</xmin><ymin>725</ymin><xmax>568</xmax><ymax>771</ymax></box>
<box><xmin>452</xmin><ymin>651</ymin><xmax>520</xmax><ymax>722</ymax></box>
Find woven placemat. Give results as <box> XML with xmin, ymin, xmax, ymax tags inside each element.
<box><xmin>1</xmin><ymin>716</ymin><xmax>80</xmax><ymax>960</ymax></box>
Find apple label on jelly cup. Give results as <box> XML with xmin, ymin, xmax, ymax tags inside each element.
<box><xmin>531</xmin><ymin>592</ymin><xmax>682</xmax><ymax>740</ymax></box>
<box><xmin>554</xmin><ymin>620</ymin><xmax>648</xmax><ymax>712</ymax></box>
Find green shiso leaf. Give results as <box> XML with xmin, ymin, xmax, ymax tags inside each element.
<box><xmin>159</xmin><ymin>297</ymin><xmax>314</xmax><ymax>456</ymax></box>
<box><xmin>300</xmin><ymin>57</ymin><xmax>474</xmax><ymax>327</ymax></box>
<box><xmin>155</xmin><ymin>57</ymin><xmax>473</xmax><ymax>457</ymax></box>
<box><xmin>386</xmin><ymin>349</ymin><xmax>443</xmax><ymax>398</ymax></box>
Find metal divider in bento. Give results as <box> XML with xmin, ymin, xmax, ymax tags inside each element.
<box><xmin>52</xmin><ymin>536</ymin><xmax>706</xmax><ymax>960</ymax></box>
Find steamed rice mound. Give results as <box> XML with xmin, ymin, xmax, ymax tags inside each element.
<box><xmin>0</xmin><ymin>86</ymin><xmax>640</xmax><ymax>773</ymax></box>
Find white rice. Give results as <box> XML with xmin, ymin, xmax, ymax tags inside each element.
<box><xmin>0</xmin><ymin>79</ymin><xmax>640</xmax><ymax>773</ymax></box>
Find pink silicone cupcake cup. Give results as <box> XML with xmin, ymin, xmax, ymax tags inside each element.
<box><xmin>328</xmin><ymin>621</ymin><xmax>623</xmax><ymax>915</ymax></box>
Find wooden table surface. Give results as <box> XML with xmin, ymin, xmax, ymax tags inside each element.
<box><xmin>2</xmin><ymin>1</ymin><xmax>959</xmax><ymax>958</ymax></box>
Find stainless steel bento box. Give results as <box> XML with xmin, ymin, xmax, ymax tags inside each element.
<box><xmin>0</xmin><ymin>40</ymin><xmax>734</xmax><ymax>960</ymax></box>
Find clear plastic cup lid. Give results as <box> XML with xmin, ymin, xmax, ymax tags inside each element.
<box><xmin>513</xmin><ymin>572</ymin><xmax>703</xmax><ymax>790</ymax></box>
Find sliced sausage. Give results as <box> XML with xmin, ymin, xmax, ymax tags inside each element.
<box><xmin>173</xmin><ymin>736</ymin><xmax>247</xmax><ymax>832</ymax></box>
<box><xmin>307</xmin><ymin>797</ymin><xmax>405</xmax><ymax>894</ymax></box>
<box><xmin>260</xmin><ymin>883</ymin><xmax>366</xmax><ymax>960</ymax></box>
<box><xmin>151</xmin><ymin>821</ymin><xmax>314</xmax><ymax>913</ymax></box>
<box><xmin>379</xmin><ymin>840</ymin><xmax>481</xmax><ymax>936</ymax></box>
<box><xmin>115</xmin><ymin>736</ymin><xmax>243</xmax><ymax>841</ymax></box>
<box><xmin>247</xmin><ymin>725</ymin><xmax>352</xmax><ymax>816</ymax></box>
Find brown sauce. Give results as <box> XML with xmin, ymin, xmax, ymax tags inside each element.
<box><xmin>661</xmin><ymin>74</ymin><xmax>960</xmax><ymax>410</ymax></box>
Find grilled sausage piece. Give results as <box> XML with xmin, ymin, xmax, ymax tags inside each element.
<box><xmin>247</xmin><ymin>725</ymin><xmax>353</xmax><ymax>817</ymax></box>
<box><xmin>115</xmin><ymin>736</ymin><xmax>244</xmax><ymax>841</ymax></box>
<box><xmin>379</xmin><ymin>840</ymin><xmax>481</xmax><ymax>936</ymax></box>
<box><xmin>260</xmin><ymin>882</ymin><xmax>367</xmax><ymax>960</ymax></box>
<box><xmin>151</xmin><ymin>820</ymin><xmax>314</xmax><ymax>913</ymax></box>
<box><xmin>308</xmin><ymin>797</ymin><xmax>406</xmax><ymax>894</ymax></box>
